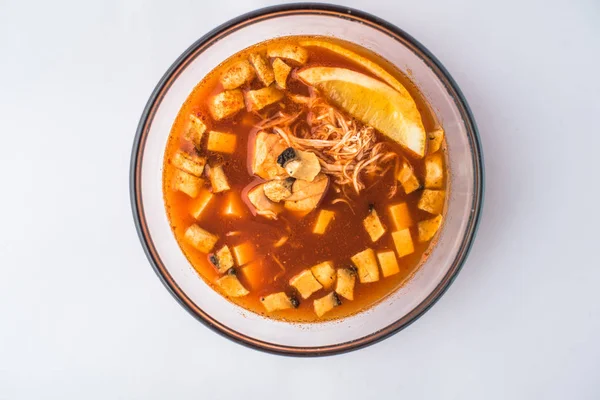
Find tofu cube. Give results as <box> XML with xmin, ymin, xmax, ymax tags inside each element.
<box><xmin>428</xmin><ymin>128</ymin><xmax>444</xmax><ymax>154</ymax></box>
<box><xmin>289</xmin><ymin>269</ymin><xmax>323</xmax><ymax>299</ymax></box>
<box><xmin>335</xmin><ymin>268</ymin><xmax>356</xmax><ymax>301</ymax></box>
<box><xmin>389</xmin><ymin>203</ymin><xmax>413</xmax><ymax>230</ymax></box>
<box><xmin>184</xmin><ymin>224</ymin><xmax>218</xmax><ymax>253</ymax></box>
<box><xmin>209</xmin><ymin>89</ymin><xmax>245</xmax><ymax>120</ymax></box>
<box><xmin>362</xmin><ymin>207</ymin><xmax>386</xmax><ymax>242</ymax></box>
<box><xmin>222</xmin><ymin>192</ymin><xmax>245</xmax><ymax>218</ymax></box>
<box><xmin>377</xmin><ymin>250</ymin><xmax>400</xmax><ymax>277</ymax></box>
<box><xmin>249</xmin><ymin>53</ymin><xmax>275</xmax><ymax>86</ymax></box>
<box><xmin>245</xmin><ymin>86</ymin><xmax>284</xmax><ymax>111</ymax></box>
<box><xmin>392</xmin><ymin>229</ymin><xmax>415</xmax><ymax>258</ymax></box>
<box><xmin>313</xmin><ymin>209</ymin><xmax>335</xmax><ymax>234</ymax></box>
<box><xmin>351</xmin><ymin>248</ymin><xmax>380</xmax><ymax>283</ymax></box>
<box><xmin>171</xmin><ymin>150</ymin><xmax>206</xmax><ymax>177</ymax></box>
<box><xmin>418</xmin><ymin>215</ymin><xmax>443</xmax><ymax>242</ymax></box>
<box><xmin>220</xmin><ymin>60</ymin><xmax>255</xmax><ymax>89</ymax></box>
<box><xmin>263</xmin><ymin>178</ymin><xmax>294</xmax><ymax>202</ymax></box>
<box><xmin>418</xmin><ymin>190</ymin><xmax>445</xmax><ymax>215</ymax></box>
<box><xmin>172</xmin><ymin>169</ymin><xmax>203</xmax><ymax>198</ymax></box>
<box><xmin>267</xmin><ymin>44</ymin><xmax>309</xmax><ymax>65</ymax></box>
<box><xmin>261</xmin><ymin>292</ymin><xmax>297</xmax><ymax>312</ymax></box>
<box><xmin>207</xmin><ymin>131</ymin><xmax>237</xmax><ymax>154</ymax></box>
<box><xmin>272</xmin><ymin>58</ymin><xmax>292</xmax><ymax>89</ymax></box>
<box><xmin>397</xmin><ymin>162</ymin><xmax>421</xmax><ymax>194</ymax></box>
<box><xmin>310</xmin><ymin>261</ymin><xmax>336</xmax><ymax>289</ymax></box>
<box><xmin>232</xmin><ymin>242</ymin><xmax>255</xmax><ymax>266</ymax></box>
<box><xmin>216</xmin><ymin>273</ymin><xmax>249</xmax><ymax>297</ymax></box>
<box><xmin>424</xmin><ymin>152</ymin><xmax>444</xmax><ymax>189</ymax></box>
<box><xmin>189</xmin><ymin>189</ymin><xmax>214</xmax><ymax>219</ymax></box>
<box><xmin>183</xmin><ymin>114</ymin><xmax>207</xmax><ymax>147</ymax></box>
<box><xmin>240</xmin><ymin>259</ymin><xmax>279</xmax><ymax>290</ymax></box>
<box><xmin>313</xmin><ymin>292</ymin><xmax>341</xmax><ymax>318</ymax></box>
<box><xmin>206</xmin><ymin>164</ymin><xmax>230</xmax><ymax>193</ymax></box>
<box><xmin>209</xmin><ymin>245</ymin><xmax>234</xmax><ymax>274</ymax></box>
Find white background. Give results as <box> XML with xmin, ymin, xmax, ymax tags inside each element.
<box><xmin>0</xmin><ymin>0</ymin><xmax>598</xmax><ymax>398</ymax></box>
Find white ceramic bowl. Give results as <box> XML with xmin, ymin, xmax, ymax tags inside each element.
<box><xmin>130</xmin><ymin>3</ymin><xmax>484</xmax><ymax>356</ymax></box>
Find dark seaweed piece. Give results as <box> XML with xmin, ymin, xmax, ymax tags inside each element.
<box><xmin>277</xmin><ymin>147</ymin><xmax>298</xmax><ymax>167</ymax></box>
<box><xmin>290</xmin><ymin>296</ymin><xmax>300</xmax><ymax>308</ymax></box>
<box><xmin>348</xmin><ymin>265</ymin><xmax>358</xmax><ymax>275</ymax></box>
<box><xmin>368</xmin><ymin>203</ymin><xmax>375</xmax><ymax>213</ymax></box>
<box><xmin>227</xmin><ymin>268</ymin><xmax>237</xmax><ymax>276</ymax></box>
<box><xmin>208</xmin><ymin>254</ymin><xmax>219</xmax><ymax>267</ymax></box>
<box><xmin>332</xmin><ymin>293</ymin><xmax>342</xmax><ymax>306</ymax></box>
<box><xmin>283</xmin><ymin>177</ymin><xmax>296</xmax><ymax>189</ymax></box>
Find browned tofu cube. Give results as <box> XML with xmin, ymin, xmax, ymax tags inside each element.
<box><xmin>289</xmin><ymin>269</ymin><xmax>323</xmax><ymax>299</ymax></box>
<box><xmin>362</xmin><ymin>207</ymin><xmax>386</xmax><ymax>242</ymax></box>
<box><xmin>209</xmin><ymin>245</ymin><xmax>234</xmax><ymax>274</ymax></box>
<box><xmin>351</xmin><ymin>248</ymin><xmax>380</xmax><ymax>283</ymax></box>
<box><xmin>219</xmin><ymin>60</ymin><xmax>255</xmax><ymax>89</ymax></box>
<box><xmin>183</xmin><ymin>114</ymin><xmax>207</xmax><ymax>147</ymax></box>
<box><xmin>389</xmin><ymin>203</ymin><xmax>413</xmax><ymax>230</ymax></box>
<box><xmin>261</xmin><ymin>292</ymin><xmax>297</xmax><ymax>312</ymax></box>
<box><xmin>216</xmin><ymin>272</ymin><xmax>249</xmax><ymax>297</ymax></box>
<box><xmin>267</xmin><ymin>44</ymin><xmax>309</xmax><ymax>65</ymax></box>
<box><xmin>209</xmin><ymin>89</ymin><xmax>245</xmax><ymax>120</ymax></box>
<box><xmin>184</xmin><ymin>224</ymin><xmax>218</xmax><ymax>253</ymax></box>
<box><xmin>428</xmin><ymin>128</ymin><xmax>444</xmax><ymax>154</ymax></box>
<box><xmin>310</xmin><ymin>261</ymin><xmax>336</xmax><ymax>289</ymax></box>
<box><xmin>245</xmin><ymin>86</ymin><xmax>284</xmax><ymax>111</ymax></box>
<box><xmin>172</xmin><ymin>169</ymin><xmax>203</xmax><ymax>198</ymax></box>
<box><xmin>313</xmin><ymin>209</ymin><xmax>335</xmax><ymax>234</ymax></box>
<box><xmin>424</xmin><ymin>152</ymin><xmax>444</xmax><ymax>189</ymax></box>
<box><xmin>335</xmin><ymin>268</ymin><xmax>356</xmax><ymax>300</ymax></box>
<box><xmin>418</xmin><ymin>190</ymin><xmax>445</xmax><ymax>214</ymax></box>
<box><xmin>272</xmin><ymin>58</ymin><xmax>292</xmax><ymax>89</ymax></box>
<box><xmin>249</xmin><ymin>53</ymin><xmax>275</xmax><ymax>86</ymax></box>
<box><xmin>232</xmin><ymin>242</ymin><xmax>255</xmax><ymax>266</ymax></box>
<box><xmin>313</xmin><ymin>292</ymin><xmax>341</xmax><ymax>318</ymax></box>
<box><xmin>206</xmin><ymin>164</ymin><xmax>230</xmax><ymax>193</ymax></box>
<box><xmin>377</xmin><ymin>250</ymin><xmax>400</xmax><ymax>277</ymax></box>
<box><xmin>392</xmin><ymin>229</ymin><xmax>415</xmax><ymax>258</ymax></box>
<box><xmin>207</xmin><ymin>131</ymin><xmax>237</xmax><ymax>154</ymax></box>
<box><xmin>397</xmin><ymin>162</ymin><xmax>420</xmax><ymax>194</ymax></box>
<box><xmin>189</xmin><ymin>189</ymin><xmax>214</xmax><ymax>219</ymax></box>
<box><xmin>418</xmin><ymin>215</ymin><xmax>443</xmax><ymax>242</ymax></box>
<box><xmin>263</xmin><ymin>178</ymin><xmax>294</xmax><ymax>202</ymax></box>
<box><xmin>171</xmin><ymin>150</ymin><xmax>206</xmax><ymax>177</ymax></box>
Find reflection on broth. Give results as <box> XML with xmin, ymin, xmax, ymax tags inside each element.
<box><xmin>163</xmin><ymin>36</ymin><xmax>447</xmax><ymax>322</ymax></box>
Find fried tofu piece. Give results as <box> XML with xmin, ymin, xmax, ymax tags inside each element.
<box><xmin>184</xmin><ymin>224</ymin><xmax>218</xmax><ymax>253</ymax></box>
<box><xmin>424</xmin><ymin>152</ymin><xmax>444</xmax><ymax>189</ymax></box>
<box><xmin>267</xmin><ymin>44</ymin><xmax>309</xmax><ymax>65</ymax></box>
<box><xmin>392</xmin><ymin>229</ymin><xmax>415</xmax><ymax>258</ymax></box>
<box><xmin>272</xmin><ymin>58</ymin><xmax>292</xmax><ymax>89</ymax></box>
<box><xmin>172</xmin><ymin>169</ymin><xmax>203</xmax><ymax>198</ymax></box>
<box><xmin>418</xmin><ymin>190</ymin><xmax>445</xmax><ymax>214</ymax></box>
<box><xmin>311</xmin><ymin>261</ymin><xmax>336</xmax><ymax>289</ymax></box>
<box><xmin>351</xmin><ymin>248</ymin><xmax>380</xmax><ymax>283</ymax></box>
<box><xmin>263</xmin><ymin>178</ymin><xmax>294</xmax><ymax>202</ymax></box>
<box><xmin>251</xmin><ymin>131</ymin><xmax>288</xmax><ymax>180</ymax></box>
<box><xmin>362</xmin><ymin>207</ymin><xmax>386</xmax><ymax>242</ymax></box>
<box><xmin>245</xmin><ymin>86</ymin><xmax>284</xmax><ymax>111</ymax></box>
<box><xmin>207</xmin><ymin>130</ymin><xmax>237</xmax><ymax>154</ymax></box>
<box><xmin>206</xmin><ymin>164</ymin><xmax>230</xmax><ymax>193</ymax></box>
<box><xmin>189</xmin><ymin>189</ymin><xmax>214</xmax><ymax>219</ymax></box>
<box><xmin>216</xmin><ymin>272</ymin><xmax>249</xmax><ymax>297</ymax></box>
<box><xmin>428</xmin><ymin>128</ymin><xmax>444</xmax><ymax>154</ymax></box>
<box><xmin>397</xmin><ymin>162</ymin><xmax>421</xmax><ymax>194</ymax></box>
<box><xmin>377</xmin><ymin>251</ymin><xmax>400</xmax><ymax>277</ymax></box>
<box><xmin>313</xmin><ymin>292</ymin><xmax>341</xmax><ymax>317</ymax></box>
<box><xmin>249</xmin><ymin>53</ymin><xmax>275</xmax><ymax>86</ymax></box>
<box><xmin>280</xmin><ymin>149</ymin><xmax>321</xmax><ymax>182</ymax></box>
<box><xmin>220</xmin><ymin>59</ymin><xmax>255</xmax><ymax>89</ymax></box>
<box><xmin>313</xmin><ymin>209</ymin><xmax>335</xmax><ymax>234</ymax></box>
<box><xmin>232</xmin><ymin>242</ymin><xmax>255</xmax><ymax>267</ymax></box>
<box><xmin>289</xmin><ymin>269</ymin><xmax>323</xmax><ymax>299</ymax></box>
<box><xmin>171</xmin><ymin>150</ymin><xmax>206</xmax><ymax>177</ymax></box>
<box><xmin>209</xmin><ymin>89</ymin><xmax>245</xmax><ymax>120</ymax></box>
<box><xmin>247</xmin><ymin>183</ymin><xmax>282</xmax><ymax>219</ymax></box>
<box><xmin>335</xmin><ymin>268</ymin><xmax>356</xmax><ymax>300</ymax></box>
<box><xmin>284</xmin><ymin>174</ymin><xmax>329</xmax><ymax>216</ymax></box>
<box><xmin>418</xmin><ymin>215</ymin><xmax>443</xmax><ymax>242</ymax></box>
<box><xmin>223</xmin><ymin>191</ymin><xmax>245</xmax><ymax>218</ymax></box>
<box><xmin>209</xmin><ymin>245</ymin><xmax>234</xmax><ymax>274</ymax></box>
<box><xmin>261</xmin><ymin>292</ymin><xmax>298</xmax><ymax>312</ymax></box>
<box><xmin>389</xmin><ymin>203</ymin><xmax>413</xmax><ymax>230</ymax></box>
<box><xmin>183</xmin><ymin>114</ymin><xmax>207</xmax><ymax>147</ymax></box>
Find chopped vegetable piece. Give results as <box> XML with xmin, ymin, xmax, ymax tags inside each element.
<box><xmin>397</xmin><ymin>162</ymin><xmax>420</xmax><ymax>194</ymax></box>
<box><xmin>172</xmin><ymin>169</ymin><xmax>203</xmax><ymax>198</ymax></box>
<box><xmin>283</xmin><ymin>150</ymin><xmax>321</xmax><ymax>181</ymax></box>
<box><xmin>272</xmin><ymin>58</ymin><xmax>292</xmax><ymax>89</ymax></box>
<box><xmin>216</xmin><ymin>273</ymin><xmax>249</xmax><ymax>297</ymax></box>
<box><xmin>267</xmin><ymin>44</ymin><xmax>309</xmax><ymax>65</ymax></box>
<box><xmin>171</xmin><ymin>150</ymin><xmax>206</xmax><ymax>177</ymax></box>
<box><xmin>232</xmin><ymin>242</ymin><xmax>256</xmax><ymax>266</ymax></box>
<box><xmin>389</xmin><ymin>203</ymin><xmax>413</xmax><ymax>230</ymax></box>
<box><xmin>289</xmin><ymin>269</ymin><xmax>323</xmax><ymax>299</ymax></box>
<box><xmin>428</xmin><ymin>128</ymin><xmax>444</xmax><ymax>154</ymax></box>
<box><xmin>249</xmin><ymin>53</ymin><xmax>275</xmax><ymax>86</ymax></box>
<box><xmin>284</xmin><ymin>174</ymin><xmax>330</xmax><ymax>216</ymax></box>
<box><xmin>246</xmin><ymin>183</ymin><xmax>282</xmax><ymax>219</ymax></box>
<box><xmin>418</xmin><ymin>190</ymin><xmax>445</xmax><ymax>215</ymax></box>
<box><xmin>424</xmin><ymin>152</ymin><xmax>444</xmax><ymax>189</ymax></box>
<box><xmin>189</xmin><ymin>189</ymin><xmax>214</xmax><ymax>219</ymax></box>
<box><xmin>263</xmin><ymin>178</ymin><xmax>294</xmax><ymax>202</ymax></box>
<box><xmin>362</xmin><ymin>207</ymin><xmax>386</xmax><ymax>242</ymax></box>
<box><xmin>252</xmin><ymin>131</ymin><xmax>288</xmax><ymax>180</ymax></box>
<box><xmin>351</xmin><ymin>248</ymin><xmax>380</xmax><ymax>283</ymax></box>
<box><xmin>310</xmin><ymin>261</ymin><xmax>336</xmax><ymax>289</ymax></box>
<box><xmin>209</xmin><ymin>245</ymin><xmax>234</xmax><ymax>273</ymax></box>
<box><xmin>220</xmin><ymin>60</ymin><xmax>255</xmax><ymax>89</ymax></box>
<box><xmin>313</xmin><ymin>292</ymin><xmax>341</xmax><ymax>317</ymax></box>
<box><xmin>261</xmin><ymin>292</ymin><xmax>297</xmax><ymax>312</ymax></box>
<box><xmin>418</xmin><ymin>215</ymin><xmax>443</xmax><ymax>242</ymax></box>
<box><xmin>206</xmin><ymin>164</ymin><xmax>230</xmax><ymax>193</ymax></box>
<box><xmin>377</xmin><ymin>251</ymin><xmax>400</xmax><ymax>277</ymax></box>
<box><xmin>313</xmin><ymin>209</ymin><xmax>335</xmax><ymax>234</ymax></box>
<box><xmin>183</xmin><ymin>114</ymin><xmax>207</xmax><ymax>147</ymax></box>
<box><xmin>335</xmin><ymin>268</ymin><xmax>356</xmax><ymax>300</ymax></box>
<box><xmin>392</xmin><ymin>229</ymin><xmax>415</xmax><ymax>258</ymax></box>
<box><xmin>222</xmin><ymin>192</ymin><xmax>245</xmax><ymax>217</ymax></box>
<box><xmin>209</xmin><ymin>89</ymin><xmax>245</xmax><ymax>120</ymax></box>
<box><xmin>206</xmin><ymin>131</ymin><xmax>237</xmax><ymax>154</ymax></box>
<box><xmin>184</xmin><ymin>224</ymin><xmax>218</xmax><ymax>253</ymax></box>
<box><xmin>245</xmin><ymin>86</ymin><xmax>284</xmax><ymax>111</ymax></box>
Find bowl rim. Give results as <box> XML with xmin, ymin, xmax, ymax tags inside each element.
<box><xmin>130</xmin><ymin>2</ymin><xmax>484</xmax><ymax>357</ymax></box>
